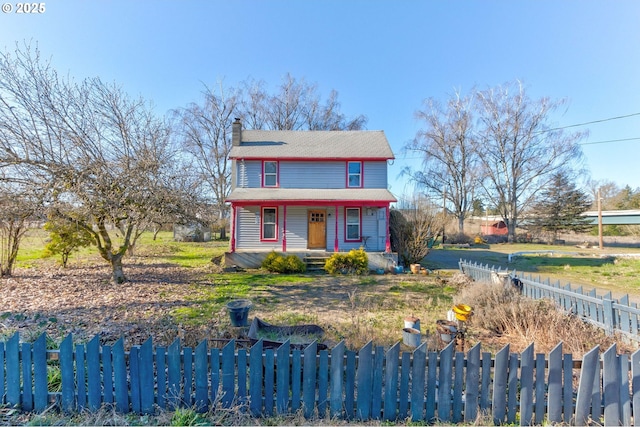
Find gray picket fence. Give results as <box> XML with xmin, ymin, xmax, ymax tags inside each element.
<box><xmin>2</xmin><ymin>331</ymin><xmax>640</xmax><ymax>425</ymax></box>
<box><xmin>459</xmin><ymin>259</ymin><xmax>640</xmax><ymax>343</ymax></box>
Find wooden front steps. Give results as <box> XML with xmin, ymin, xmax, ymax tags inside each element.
<box><xmin>303</xmin><ymin>255</ymin><xmax>330</xmax><ymax>273</ymax></box>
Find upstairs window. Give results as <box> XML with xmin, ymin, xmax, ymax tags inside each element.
<box><xmin>347</xmin><ymin>161</ymin><xmax>362</xmax><ymax>187</ymax></box>
<box><xmin>345</xmin><ymin>208</ymin><xmax>361</xmax><ymax>241</ymax></box>
<box><xmin>263</xmin><ymin>161</ymin><xmax>278</xmax><ymax>187</ymax></box>
<box><xmin>261</xmin><ymin>207</ymin><xmax>277</xmax><ymax>240</ymax></box>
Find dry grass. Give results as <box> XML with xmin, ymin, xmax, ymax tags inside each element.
<box><xmin>456</xmin><ymin>280</ymin><xmax>635</xmax><ymax>355</ymax></box>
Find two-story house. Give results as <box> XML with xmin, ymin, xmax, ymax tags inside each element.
<box><xmin>225</xmin><ymin>119</ymin><xmax>397</xmax><ymax>270</ymax></box>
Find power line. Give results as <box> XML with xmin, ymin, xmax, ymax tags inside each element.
<box><xmin>540</xmin><ymin>112</ymin><xmax>640</xmax><ymax>133</ymax></box>
<box><xmin>580</xmin><ymin>137</ymin><xmax>640</xmax><ymax>146</ymax></box>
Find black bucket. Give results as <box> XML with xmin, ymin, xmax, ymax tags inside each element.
<box><xmin>226</xmin><ymin>299</ymin><xmax>252</xmax><ymax>327</ymax></box>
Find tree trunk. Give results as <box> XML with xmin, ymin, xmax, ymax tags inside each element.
<box><xmin>507</xmin><ymin>220</ymin><xmax>516</xmax><ymax>243</ymax></box>
<box><xmin>219</xmin><ymin>226</ymin><xmax>226</xmax><ymax>240</ymax></box>
<box><xmin>110</xmin><ymin>254</ymin><xmax>126</xmax><ymax>284</ymax></box>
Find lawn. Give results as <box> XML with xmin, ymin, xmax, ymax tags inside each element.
<box><xmin>426</xmin><ymin>244</ymin><xmax>640</xmax><ymax>300</ymax></box>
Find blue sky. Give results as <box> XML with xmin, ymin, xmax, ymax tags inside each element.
<box><xmin>1</xmin><ymin>1</ymin><xmax>639</xmax><ymax>197</ymax></box>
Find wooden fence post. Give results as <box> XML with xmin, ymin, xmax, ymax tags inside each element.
<box><xmin>357</xmin><ymin>341</ymin><xmax>373</xmax><ymax>420</ymax></box>
<box><xmin>330</xmin><ymin>341</ymin><xmax>345</xmax><ymax>419</ymax></box>
<box><xmin>276</xmin><ymin>340</ymin><xmax>291</xmax><ymax>414</ymax></box>
<box><xmin>603</xmin><ymin>299</ymin><xmax>616</xmax><ymax>335</ymax></box>
<box><xmin>33</xmin><ymin>334</ymin><xmax>48</xmax><ymax>412</ymax></box>
<box><xmin>383</xmin><ymin>342</ymin><xmax>400</xmax><ymax>421</ymax></box>
<box><xmin>194</xmin><ymin>340</ymin><xmax>208</xmax><ymax>413</ymax></box>
<box><xmin>631</xmin><ymin>349</ymin><xmax>640</xmax><ymax>425</ymax></box>
<box><xmin>410</xmin><ymin>342</ymin><xmax>426</xmax><ymax>422</ymax></box>
<box><xmin>302</xmin><ymin>341</ymin><xmax>317</xmax><ymax>418</ymax></box>
<box><xmin>86</xmin><ymin>336</ymin><xmax>101</xmax><ymax>411</ymax></box>
<box><xmin>167</xmin><ymin>338</ymin><xmax>181</xmax><ymax>409</ymax></box>
<box><xmin>438</xmin><ymin>342</ymin><xmax>454</xmax><ymax>422</ymax></box>
<box><xmin>22</xmin><ymin>342</ymin><xmax>33</xmax><ymax>412</ymax></box>
<box><xmin>249</xmin><ymin>339</ymin><xmax>264</xmax><ymax>417</ymax></box>
<box><xmin>492</xmin><ymin>345</ymin><xmax>509</xmax><ymax>425</ymax></box>
<box><xmin>519</xmin><ymin>344</ymin><xmax>534</xmax><ymax>426</ymax></box>
<box><xmin>60</xmin><ymin>334</ymin><xmax>75</xmax><ymax>413</ymax></box>
<box><xmin>603</xmin><ymin>344</ymin><xmax>620</xmax><ymax>426</ymax></box>
<box><xmin>6</xmin><ymin>333</ymin><xmax>19</xmax><ymax>408</ymax></box>
<box><xmin>464</xmin><ymin>343</ymin><xmax>480</xmax><ymax>423</ymax></box>
<box><xmin>112</xmin><ymin>338</ymin><xmax>128</xmax><ymax>413</ymax></box>
<box><xmin>575</xmin><ymin>345</ymin><xmax>600</xmax><ymax>426</ymax></box>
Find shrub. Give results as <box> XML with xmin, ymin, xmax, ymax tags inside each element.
<box><xmin>325</xmin><ymin>248</ymin><xmax>368</xmax><ymax>275</ymax></box>
<box><xmin>261</xmin><ymin>251</ymin><xmax>306</xmax><ymax>274</ymax></box>
<box><xmin>447</xmin><ymin>232</ymin><xmax>472</xmax><ymax>244</ymax></box>
<box><xmin>43</xmin><ymin>219</ymin><xmax>95</xmax><ymax>267</ymax></box>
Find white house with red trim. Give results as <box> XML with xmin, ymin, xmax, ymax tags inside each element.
<box><xmin>225</xmin><ymin>119</ymin><xmax>397</xmax><ymax>269</ymax></box>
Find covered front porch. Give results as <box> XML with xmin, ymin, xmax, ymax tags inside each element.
<box><xmin>224</xmin><ymin>249</ymin><xmax>398</xmax><ymax>272</ymax></box>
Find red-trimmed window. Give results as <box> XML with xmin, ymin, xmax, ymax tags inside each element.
<box><xmin>261</xmin><ymin>207</ymin><xmax>278</xmax><ymax>241</ymax></box>
<box><xmin>263</xmin><ymin>161</ymin><xmax>278</xmax><ymax>187</ymax></box>
<box><xmin>345</xmin><ymin>207</ymin><xmax>361</xmax><ymax>241</ymax></box>
<box><xmin>347</xmin><ymin>161</ymin><xmax>362</xmax><ymax>188</ymax></box>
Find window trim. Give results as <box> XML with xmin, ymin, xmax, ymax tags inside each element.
<box><xmin>346</xmin><ymin>161</ymin><xmax>363</xmax><ymax>188</ymax></box>
<box><xmin>260</xmin><ymin>206</ymin><xmax>278</xmax><ymax>241</ymax></box>
<box><xmin>344</xmin><ymin>207</ymin><xmax>362</xmax><ymax>242</ymax></box>
<box><xmin>262</xmin><ymin>160</ymin><xmax>279</xmax><ymax>188</ymax></box>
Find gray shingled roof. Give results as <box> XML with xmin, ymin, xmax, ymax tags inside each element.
<box><xmin>227</xmin><ymin>188</ymin><xmax>397</xmax><ymax>203</ymax></box>
<box><xmin>229</xmin><ymin>130</ymin><xmax>394</xmax><ymax>159</ymax></box>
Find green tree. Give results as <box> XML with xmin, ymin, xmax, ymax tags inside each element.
<box><xmin>528</xmin><ymin>172</ymin><xmax>593</xmax><ymax>243</ymax></box>
<box><xmin>615</xmin><ymin>185</ymin><xmax>640</xmax><ymax>210</ymax></box>
<box><xmin>43</xmin><ymin>218</ymin><xmax>95</xmax><ymax>268</ymax></box>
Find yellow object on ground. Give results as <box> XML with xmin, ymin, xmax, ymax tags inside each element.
<box><xmin>453</xmin><ymin>303</ymin><xmax>472</xmax><ymax>321</ymax></box>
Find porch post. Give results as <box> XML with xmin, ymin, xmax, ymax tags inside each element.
<box><xmin>385</xmin><ymin>204</ymin><xmax>391</xmax><ymax>252</ymax></box>
<box><xmin>334</xmin><ymin>205</ymin><xmax>339</xmax><ymax>252</ymax></box>
<box><xmin>230</xmin><ymin>204</ymin><xmax>237</xmax><ymax>252</ymax></box>
<box><xmin>282</xmin><ymin>205</ymin><xmax>287</xmax><ymax>252</ymax></box>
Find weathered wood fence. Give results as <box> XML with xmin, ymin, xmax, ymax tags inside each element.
<box><xmin>2</xmin><ymin>331</ymin><xmax>640</xmax><ymax>425</ymax></box>
<box><xmin>459</xmin><ymin>258</ymin><xmax>640</xmax><ymax>343</ymax></box>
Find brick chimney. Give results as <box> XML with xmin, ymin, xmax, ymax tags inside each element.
<box><xmin>232</xmin><ymin>118</ymin><xmax>242</xmax><ymax>146</ymax></box>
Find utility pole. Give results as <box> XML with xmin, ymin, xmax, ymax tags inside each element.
<box><xmin>598</xmin><ymin>189</ymin><xmax>604</xmax><ymax>250</ymax></box>
<box><xmin>442</xmin><ymin>187</ymin><xmax>446</xmax><ymax>244</ymax></box>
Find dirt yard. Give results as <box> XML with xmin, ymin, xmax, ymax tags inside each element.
<box><xmin>0</xmin><ymin>260</ymin><xmax>465</xmax><ymax>351</ymax></box>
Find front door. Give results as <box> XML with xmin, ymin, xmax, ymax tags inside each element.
<box><xmin>308</xmin><ymin>210</ymin><xmax>326</xmax><ymax>249</ymax></box>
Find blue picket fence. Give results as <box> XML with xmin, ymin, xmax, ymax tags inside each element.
<box><xmin>459</xmin><ymin>258</ymin><xmax>640</xmax><ymax>343</ymax></box>
<box><xmin>2</xmin><ymin>331</ymin><xmax>640</xmax><ymax>425</ymax></box>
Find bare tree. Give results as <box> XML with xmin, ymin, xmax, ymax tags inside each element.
<box><xmin>238</xmin><ymin>73</ymin><xmax>367</xmax><ymax>131</ymax></box>
<box><xmin>0</xmin><ymin>184</ymin><xmax>40</xmax><ymax>276</ymax></box>
<box><xmin>390</xmin><ymin>195</ymin><xmax>443</xmax><ymax>266</ymax></box>
<box><xmin>405</xmin><ymin>90</ymin><xmax>479</xmax><ymax>233</ymax></box>
<box><xmin>586</xmin><ymin>179</ymin><xmax>620</xmax><ymax>210</ymax></box>
<box><xmin>476</xmin><ymin>81</ymin><xmax>587</xmax><ymax>242</ymax></box>
<box><xmin>0</xmin><ymin>43</ymin><xmax>181</xmax><ymax>283</ymax></box>
<box><xmin>174</xmin><ymin>83</ymin><xmax>239</xmax><ymax>239</ymax></box>
<box><xmin>175</xmin><ymin>74</ymin><xmax>367</xmax><ymax>242</ymax></box>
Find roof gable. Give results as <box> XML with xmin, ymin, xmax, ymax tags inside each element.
<box><xmin>229</xmin><ymin>130</ymin><xmax>394</xmax><ymax>160</ymax></box>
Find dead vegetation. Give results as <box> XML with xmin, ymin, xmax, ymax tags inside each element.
<box><xmin>455</xmin><ymin>280</ymin><xmax>636</xmax><ymax>355</ymax></box>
